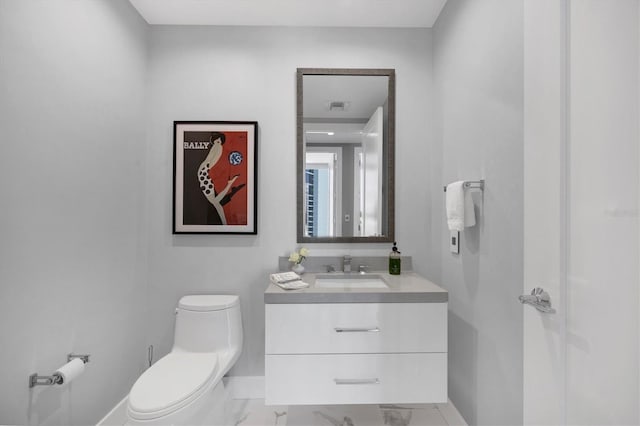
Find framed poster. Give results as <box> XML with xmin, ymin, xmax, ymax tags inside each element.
<box><xmin>173</xmin><ymin>121</ymin><xmax>258</xmax><ymax>234</ymax></box>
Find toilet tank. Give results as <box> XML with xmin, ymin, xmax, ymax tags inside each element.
<box><xmin>172</xmin><ymin>295</ymin><xmax>243</xmax><ymax>354</ymax></box>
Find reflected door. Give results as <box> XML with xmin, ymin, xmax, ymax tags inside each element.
<box><xmin>305</xmin><ymin>149</ymin><xmax>342</xmax><ymax>237</ymax></box>
<box><xmin>361</xmin><ymin>107</ymin><xmax>383</xmax><ymax>237</ymax></box>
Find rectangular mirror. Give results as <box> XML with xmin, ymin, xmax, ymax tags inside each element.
<box><xmin>297</xmin><ymin>68</ymin><xmax>395</xmax><ymax>243</ymax></box>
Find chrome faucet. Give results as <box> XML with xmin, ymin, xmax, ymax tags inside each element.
<box><xmin>324</xmin><ymin>264</ymin><xmax>336</xmax><ymax>273</ymax></box>
<box><xmin>343</xmin><ymin>255</ymin><xmax>352</xmax><ymax>273</ymax></box>
<box><xmin>358</xmin><ymin>265</ymin><xmax>369</xmax><ymax>273</ymax></box>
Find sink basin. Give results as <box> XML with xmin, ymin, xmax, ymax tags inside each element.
<box><xmin>315</xmin><ymin>274</ymin><xmax>389</xmax><ymax>289</ymax></box>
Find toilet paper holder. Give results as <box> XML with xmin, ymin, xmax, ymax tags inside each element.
<box><xmin>29</xmin><ymin>353</ymin><xmax>90</xmax><ymax>388</ymax></box>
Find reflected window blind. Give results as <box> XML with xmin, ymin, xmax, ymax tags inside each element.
<box><xmin>305</xmin><ymin>169</ymin><xmax>318</xmax><ymax>236</ymax></box>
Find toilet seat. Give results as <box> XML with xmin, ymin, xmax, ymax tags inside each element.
<box><xmin>179</xmin><ymin>294</ymin><xmax>239</xmax><ymax>311</ymax></box>
<box><xmin>128</xmin><ymin>352</ymin><xmax>218</xmax><ymax>421</ymax></box>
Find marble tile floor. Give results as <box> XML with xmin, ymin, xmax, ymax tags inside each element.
<box><xmin>228</xmin><ymin>399</ymin><xmax>462</xmax><ymax>426</ymax></box>
<box><xmin>98</xmin><ymin>377</ymin><xmax>466</xmax><ymax>426</ymax></box>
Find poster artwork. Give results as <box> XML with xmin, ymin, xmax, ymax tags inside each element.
<box><xmin>182</xmin><ymin>131</ymin><xmax>248</xmax><ymax>226</ymax></box>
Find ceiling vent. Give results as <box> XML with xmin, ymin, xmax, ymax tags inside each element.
<box><xmin>326</xmin><ymin>101</ymin><xmax>350</xmax><ymax>112</ymax></box>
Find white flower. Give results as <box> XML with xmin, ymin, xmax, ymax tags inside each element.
<box><xmin>288</xmin><ymin>247</ymin><xmax>309</xmax><ymax>265</ymax></box>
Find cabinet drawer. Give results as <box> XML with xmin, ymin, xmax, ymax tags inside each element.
<box><xmin>265</xmin><ymin>303</ymin><xmax>447</xmax><ymax>354</ymax></box>
<box><xmin>265</xmin><ymin>353</ymin><xmax>447</xmax><ymax>405</ymax></box>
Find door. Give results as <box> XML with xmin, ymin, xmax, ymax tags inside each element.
<box><xmin>361</xmin><ymin>106</ymin><xmax>383</xmax><ymax>237</ymax></box>
<box><xmin>524</xmin><ymin>1</ymin><xmax>640</xmax><ymax>424</ymax></box>
<box><xmin>305</xmin><ymin>148</ymin><xmax>343</xmax><ymax>237</ymax></box>
<box><xmin>523</xmin><ymin>2</ymin><xmax>567</xmax><ymax>423</ymax></box>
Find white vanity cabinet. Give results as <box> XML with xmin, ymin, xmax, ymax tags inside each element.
<box><xmin>264</xmin><ymin>301</ymin><xmax>448</xmax><ymax>405</ymax></box>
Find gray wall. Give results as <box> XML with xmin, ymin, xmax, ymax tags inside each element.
<box><xmin>0</xmin><ymin>1</ymin><xmax>149</xmax><ymax>425</ymax></box>
<box><xmin>145</xmin><ymin>25</ymin><xmax>435</xmax><ymax>377</ymax></box>
<box><xmin>433</xmin><ymin>1</ymin><xmax>524</xmax><ymax>424</ymax></box>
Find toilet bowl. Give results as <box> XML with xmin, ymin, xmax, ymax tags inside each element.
<box><xmin>126</xmin><ymin>295</ymin><xmax>243</xmax><ymax>425</ymax></box>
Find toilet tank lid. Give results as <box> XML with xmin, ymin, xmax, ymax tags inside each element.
<box><xmin>178</xmin><ymin>295</ymin><xmax>239</xmax><ymax>311</ymax></box>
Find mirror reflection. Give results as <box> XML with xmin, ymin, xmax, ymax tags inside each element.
<box><xmin>297</xmin><ymin>69</ymin><xmax>395</xmax><ymax>243</ymax></box>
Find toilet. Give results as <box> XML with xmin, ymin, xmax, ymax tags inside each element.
<box><xmin>126</xmin><ymin>295</ymin><xmax>243</xmax><ymax>425</ymax></box>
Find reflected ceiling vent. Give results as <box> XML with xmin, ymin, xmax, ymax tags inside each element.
<box><xmin>325</xmin><ymin>101</ymin><xmax>351</xmax><ymax>112</ymax></box>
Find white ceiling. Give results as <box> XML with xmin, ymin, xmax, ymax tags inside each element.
<box><xmin>128</xmin><ymin>0</ymin><xmax>448</xmax><ymax>28</ymax></box>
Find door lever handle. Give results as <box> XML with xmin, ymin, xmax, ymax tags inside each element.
<box><xmin>519</xmin><ymin>287</ymin><xmax>556</xmax><ymax>314</ymax></box>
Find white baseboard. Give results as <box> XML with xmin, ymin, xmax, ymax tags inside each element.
<box><xmin>438</xmin><ymin>399</ymin><xmax>468</xmax><ymax>426</ymax></box>
<box><xmin>96</xmin><ymin>394</ymin><xmax>128</xmax><ymax>426</ymax></box>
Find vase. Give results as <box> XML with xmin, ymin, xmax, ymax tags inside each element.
<box><xmin>291</xmin><ymin>263</ymin><xmax>305</xmax><ymax>274</ymax></box>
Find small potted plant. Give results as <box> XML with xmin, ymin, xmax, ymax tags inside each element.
<box><xmin>289</xmin><ymin>247</ymin><xmax>309</xmax><ymax>274</ymax></box>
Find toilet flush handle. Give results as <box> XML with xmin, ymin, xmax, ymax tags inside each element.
<box><xmin>148</xmin><ymin>345</ymin><xmax>154</xmax><ymax>367</ymax></box>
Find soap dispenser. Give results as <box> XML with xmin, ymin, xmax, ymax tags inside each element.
<box><xmin>389</xmin><ymin>242</ymin><xmax>401</xmax><ymax>275</ymax></box>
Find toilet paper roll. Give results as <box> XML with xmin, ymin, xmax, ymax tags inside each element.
<box><xmin>54</xmin><ymin>358</ymin><xmax>85</xmax><ymax>385</ymax></box>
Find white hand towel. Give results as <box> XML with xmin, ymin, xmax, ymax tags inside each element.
<box><xmin>446</xmin><ymin>181</ymin><xmax>476</xmax><ymax>231</ymax></box>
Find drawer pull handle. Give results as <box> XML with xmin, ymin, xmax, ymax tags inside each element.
<box><xmin>334</xmin><ymin>327</ymin><xmax>380</xmax><ymax>333</ymax></box>
<box><xmin>334</xmin><ymin>378</ymin><xmax>380</xmax><ymax>385</ymax></box>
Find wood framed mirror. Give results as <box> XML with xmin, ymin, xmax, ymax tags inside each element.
<box><xmin>297</xmin><ymin>68</ymin><xmax>395</xmax><ymax>243</ymax></box>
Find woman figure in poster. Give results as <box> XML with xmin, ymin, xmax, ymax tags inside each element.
<box><xmin>197</xmin><ymin>132</ymin><xmax>239</xmax><ymax>225</ymax></box>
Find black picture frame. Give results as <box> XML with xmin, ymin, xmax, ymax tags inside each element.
<box><xmin>173</xmin><ymin>121</ymin><xmax>258</xmax><ymax>234</ymax></box>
